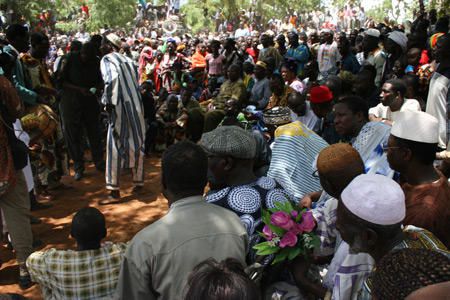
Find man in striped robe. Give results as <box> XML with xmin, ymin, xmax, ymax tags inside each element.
<box><xmin>101</xmin><ymin>34</ymin><xmax>145</xmax><ymax>199</ymax></box>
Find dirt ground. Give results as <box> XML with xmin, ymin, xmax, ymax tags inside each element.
<box><xmin>0</xmin><ymin>156</ymin><xmax>167</xmax><ymax>299</ymax></box>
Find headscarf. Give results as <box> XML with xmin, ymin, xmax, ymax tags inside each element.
<box><xmin>388</xmin><ymin>31</ymin><xmax>408</xmax><ymax>52</ymax></box>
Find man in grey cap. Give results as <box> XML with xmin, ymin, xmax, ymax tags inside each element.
<box><xmin>200</xmin><ymin>125</ymin><xmax>292</xmax><ymax>264</ymax></box>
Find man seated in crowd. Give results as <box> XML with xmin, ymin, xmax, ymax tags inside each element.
<box><xmin>292</xmin><ymin>143</ymin><xmax>373</xmax><ymax>300</ymax></box>
<box><xmin>213</xmin><ymin>63</ymin><xmax>247</xmax><ymax>110</ymax></box>
<box><xmin>386</xmin><ymin>111</ymin><xmax>450</xmax><ymax>248</ymax></box>
<box><xmin>200</xmin><ymin>125</ymin><xmax>291</xmax><ymax>264</ymax></box>
<box><xmin>249</xmin><ymin>61</ymin><xmax>271</xmax><ymax>110</ymax></box>
<box><xmin>26</xmin><ymin>207</ymin><xmax>127</xmax><ymax>299</ymax></box>
<box><xmin>266</xmin><ymin>106</ymin><xmax>328</xmax><ymax>201</ymax></box>
<box><xmin>308</xmin><ymin>85</ymin><xmax>341</xmax><ymax>144</ymax></box>
<box><xmin>288</xmin><ymin>91</ymin><xmax>320</xmax><ymax>132</ymax></box>
<box><xmin>116</xmin><ymin>141</ymin><xmax>247</xmax><ymax>299</ymax></box>
<box><xmin>267</xmin><ymin>73</ymin><xmax>294</xmax><ymax>109</ymax></box>
<box><xmin>336</xmin><ymin>174</ymin><xmax>449</xmax><ymax>299</ymax></box>
<box><xmin>369</xmin><ymin>79</ymin><xmax>421</xmax><ymax>124</ymax></box>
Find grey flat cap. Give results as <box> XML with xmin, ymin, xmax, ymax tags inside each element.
<box><xmin>200</xmin><ymin>126</ymin><xmax>257</xmax><ymax>159</ymax></box>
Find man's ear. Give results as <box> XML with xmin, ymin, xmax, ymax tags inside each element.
<box><xmin>365</xmin><ymin>228</ymin><xmax>378</xmax><ymax>249</ymax></box>
<box><xmin>223</xmin><ymin>156</ymin><xmax>234</xmax><ymax>171</ymax></box>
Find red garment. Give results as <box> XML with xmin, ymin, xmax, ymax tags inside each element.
<box><xmin>246</xmin><ymin>48</ymin><xmax>258</xmax><ymax>62</ymax></box>
<box><xmin>81</xmin><ymin>5</ymin><xmax>90</xmax><ymax>17</ymax></box>
<box><xmin>419</xmin><ymin>49</ymin><xmax>429</xmax><ymax>67</ymax></box>
<box><xmin>402</xmin><ymin>173</ymin><xmax>450</xmax><ymax>248</ymax></box>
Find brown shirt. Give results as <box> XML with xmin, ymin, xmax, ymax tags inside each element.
<box><xmin>402</xmin><ymin>173</ymin><xmax>450</xmax><ymax>248</ymax></box>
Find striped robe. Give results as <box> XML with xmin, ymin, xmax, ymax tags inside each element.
<box><xmin>267</xmin><ymin>121</ymin><xmax>329</xmax><ymax>201</ymax></box>
<box><xmin>101</xmin><ymin>52</ymin><xmax>145</xmax><ymax>190</ymax></box>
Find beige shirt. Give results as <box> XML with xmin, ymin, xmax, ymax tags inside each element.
<box><xmin>115</xmin><ymin>196</ymin><xmax>248</xmax><ymax>300</ymax></box>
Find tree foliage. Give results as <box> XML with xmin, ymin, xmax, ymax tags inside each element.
<box><xmin>181</xmin><ymin>0</ymin><xmax>321</xmax><ymax>34</ymax></box>
<box><xmin>0</xmin><ymin>0</ymin><xmax>136</xmax><ymax>31</ymax></box>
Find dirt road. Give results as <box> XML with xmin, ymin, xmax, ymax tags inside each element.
<box><xmin>0</xmin><ymin>156</ymin><xmax>167</xmax><ymax>299</ymax></box>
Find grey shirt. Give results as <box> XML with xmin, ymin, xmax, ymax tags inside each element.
<box><xmin>250</xmin><ymin>77</ymin><xmax>271</xmax><ymax>110</ymax></box>
<box><xmin>115</xmin><ymin>196</ymin><xmax>248</xmax><ymax>300</ymax></box>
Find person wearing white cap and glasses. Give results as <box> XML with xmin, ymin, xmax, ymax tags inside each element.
<box><xmin>100</xmin><ymin>33</ymin><xmax>146</xmax><ymax>200</ymax></box>
<box><xmin>362</xmin><ymin>28</ymin><xmax>385</xmax><ymax>88</ymax></box>
<box><xmin>336</xmin><ymin>174</ymin><xmax>450</xmax><ymax>300</ymax></box>
<box><xmin>369</xmin><ymin>79</ymin><xmax>421</xmax><ymax>125</ymax></box>
<box><xmin>385</xmin><ymin>111</ymin><xmax>450</xmax><ymax>248</ymax></box>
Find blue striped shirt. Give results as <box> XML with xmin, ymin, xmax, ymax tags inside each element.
<box><xmin>268</xmin><ymin>121</ymin><xmax>329</xmax><ymax>201</ymax></box>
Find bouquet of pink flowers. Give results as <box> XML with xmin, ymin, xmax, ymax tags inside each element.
<box><xmin>253</xmin><ymin>200</ymin><xmax>319</xmax><ymax>265</ymax></box>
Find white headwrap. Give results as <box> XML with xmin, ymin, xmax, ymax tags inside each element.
<box><xmin>388</xmin><ymin>31</ymin><xmax>408</xmax><ymax>52</ymax></box>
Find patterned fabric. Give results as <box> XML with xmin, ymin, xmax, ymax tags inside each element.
<box><xmin>26</xmin><ymin>242</ymin><xmax>127</xmax><ymax>300</ymax></box>
<box><xmin>351</xmin><ymin>122</ymin><xmax>393</xmax><ymax>177</ymax></box>
<box><xmin>101</xmin><ymin>52</ymin><xmax>146</xmax><ymax>190</ymax></box>
<box><xmin>357</xmin><ymin>226</ymin><xmax>450</xmax><ymax>300</ymax></box>
<box><xmin>0</xmin><ymin>75</ymin><xmax>23</xmax><ymax>194</ymax></box>
<box><xmin>268</xmin><ymin>121</ymin><xmax>329</xmax><ymax>200</ymax></box>
<box><xmin>267</xmin><ymin>86</ymin><xmax>295</xmax><ymax>109</ymax></box>
<box><xmin>206</xmin><ymin>176</ymin><xmax>292</xmax><ymax>264</ymax></box>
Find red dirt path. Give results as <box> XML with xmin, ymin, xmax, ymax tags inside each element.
<box><xmin>0</xmin><ymin>156</ymin><xmax>167</xmax><ymax>299</ymax></box>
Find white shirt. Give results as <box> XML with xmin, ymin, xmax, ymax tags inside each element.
<box><xmin>369</xmin><ymin>98</ymin><xmax>421</xmax><ymax>122</ymax></box>
<box><xmin>290</xmin><ymin>101</ymin><xmax>320</xmax><ymax>132</ymax></box>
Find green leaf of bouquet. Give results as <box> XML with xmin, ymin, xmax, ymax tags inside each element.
<box><xmin>295</xmin><ymin>212</ymin><xmax>302</xmax><ymax>222</ymax></box>
<box><xmin>285</xmin><ymin>200</ymin><xmax>294</xmax><ymax>212</ymax></box>
<box><xmin>257</xmin><ymin>246</ymin><xmax>279</xmax><ymax>255</ymax></box>
<box><xmin>288</xmin><ymin>247</ymin><xmax>302</xmax><ymax>260</ymax></box>
<box><xmin>262</xmin><ymin>209</ymin><xmax>271</xmax><ymax>224</ymax></box>
<box><xmin>311</xmin><ymin>235</ymin><xmax>321</xmax><ymax>249</ymax></box>
<box><xmin>268</xmin><ymin>224</ymin><xmax>285</xmax><ymax>236</ymax></box>
<box><xmin>253</xmin><ymin>241</ymin><xmax>272</xmax><ymax>250</ymax></box>
<box><xmin>272</xmin><ymin>249</ymin><xmax>289</xmax><ymax>265</ymax></box>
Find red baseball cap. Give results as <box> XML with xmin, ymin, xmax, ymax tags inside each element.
<box><xmin>310</xmin><ymin>85</ymin><xmax>333</xmax><ymax>104</ymax></box>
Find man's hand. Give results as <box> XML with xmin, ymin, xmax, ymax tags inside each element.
<box><xmin>299</xmin><ymin>191</ymin><xmax>322</xmax><ymax>208</ymax></box>
<box><xmin>300</xmin><ymin>194</ymin><xmax>314</xmax><ymax>209</ymax></box>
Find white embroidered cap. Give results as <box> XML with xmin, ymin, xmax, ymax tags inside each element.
<box><xmin>366</xmin><ymin>28</ymin><xmax>380</xmax><ymax>38</ymax></box>
<box><xmin>341</xmin><ymin>174</ymin><xmax>405</xmax><ymax>225</ymax></box>
<box><xmin>391</xmin><ymin>111</ymin><xmax>439</xmax><ymax>144</ymax></box>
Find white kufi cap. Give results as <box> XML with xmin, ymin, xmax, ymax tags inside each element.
<box><xmin>341</xmin><ymin>174</ymin><xmax>405</xmax><ymax>225</ymax></box>
<box><xmin>366</xmin><ymin>28</ymin><xmax>380</xmax><ymax>38</ymax></box>
<box><xmin>388</xmin><ymin>31</ymin><xmax>408</xmax><ymax>52</ymax></box>
<box><xmin>391</xmin><ymin>111</ymin><xmax>439</xmax><ymax>144</ymax></box>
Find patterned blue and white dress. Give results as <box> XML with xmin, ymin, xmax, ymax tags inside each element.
<box><xmin>206</xmin><ymin>176</ymin><xmax>292</xmax><ymax>264</ymax></box>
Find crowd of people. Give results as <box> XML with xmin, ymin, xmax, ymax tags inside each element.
<box><xmin>0</xmin><ymin>3</ymin><xmax>449</xmax><ymax>300</ymax></box>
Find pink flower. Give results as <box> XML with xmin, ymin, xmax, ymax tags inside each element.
<box><xmin>271</xmin><ymin>211</ymin><xmax>294</xmax><ymax>230</ymax></box>
<box><xmin>291</xmin><ymin>210</ymin><xmax>299</xmax><ymax>218</ymax></box>
<box><xmin>262</xmin><ymin>225</ymin><xmax>274</xmax><ymax>240</ymax></box>
<box><xmin>290</xmin><ymin>223</ymin><xmax>304</xmax><ymax>235</ymax></box>
<box><xmin>279</xmin><ymin>231</ymin><xmax>298</xmax><ymax>248</ymax></box>
<box><xmin>298</xmin><ymin>211</ymin><xmax>315</xmax><ymax>233</ymax></box>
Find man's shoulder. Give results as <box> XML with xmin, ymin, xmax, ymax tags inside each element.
<box><xmin>402</xmin><ymin>98</ymin><xmax>421</xmax><ymax>111</ymax></box>
<box><xmin>275</xmin><ymin>121</ymin><xmax>316</xmax><ymax>138</ymax></box>
<box><xmin>28</xmin><ymin>242</ymin><xmax>128</xmax><ymax>262</ymax></box>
